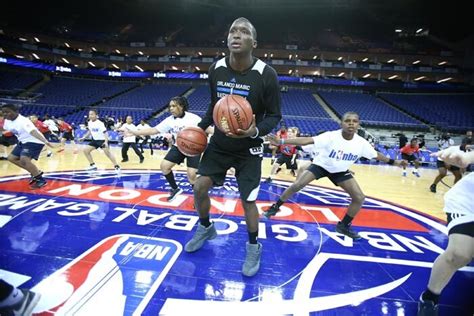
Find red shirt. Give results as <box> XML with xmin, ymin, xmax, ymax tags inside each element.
<box><xmin>58</xmin><ymin>121</ymin><xmax>73</xmax><ymax>133</ymax></box>
<box><xmin>400</xmin><ymin>144</ymin><xmax>419</xmax><ymax>155</ymax></box>
<box><xmin>0</xmin><ymin>118</ymin><xmax>13</xmax><ymax>137</ymax></box>
<box><xmin>33</xmin><ymin>120</ymin><xmax>50</xmax><ymax>134</ymax></box>
<box><xmin>277</xmin><ymin>130</ymin><xmax>288</xmax><ymax>139</ymax></box>
<box><xmin>279</xmin><ymin>144</ymin><xmax>297</xmax><ymax>157</ymax></box>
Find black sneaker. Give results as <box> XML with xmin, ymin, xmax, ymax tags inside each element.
<box><xmin>30</xmin><ymin>178</ymin><xmax>47</xmax><ymax>189</ymax></box>
<box><xmin>290</xmin><ymin>170</ymin><xmax>296</xmax><ymax>177</ymax></box>
<box><xmin>0</xmin><ymin>289</ymin><xmax>41</xmax><ymax>316</ymax></box>
<box><xmin>336</xmin><ymin>222</ymin><xmax>361</xmax><ymax>240</ymax></box>
<box><xmin>167</xmin><ymin>188</ymin><xmax>183</xmax><ymax>201</ymax></box>
<box><xmin>417</xmin><ymin>297</ymin><xmax>439</xmax><ymax>316</ymax></box>
<box><xmin>121</xmin><ymin>158</ymin><xmax>129</xmax><ymax>162</ymax></box>
<box><xmin>270</xmin><ymin>158</ymin><xmax>275</xmax><ymax>164</ymax></box>
<box><xmin>139</xmin><ymin>157</ymin><xmax>144</xmax><ymax>163</ymax></box>
<box><xmin>429</xmin><ymin>184</ymin><xmax>436</xmax><ymax>193</ymax></box>
<box><xmin>263</xmin><ymin>203</ymin><xmax>280</xmax><ymax>218</ymax></box>
<box><xmin>276</xmin><ymin>167</ymin><xmax>282</xmax><ymax>174</ymax></box>
<box><xmin>264</xmin><ymin>177</ymin><xmax>272</xmax><ymax>183</ymax></box>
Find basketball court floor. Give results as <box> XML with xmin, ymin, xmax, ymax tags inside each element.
<box><xmin>0</xmin><ymin>145</ymin><xmax>472</xmax><ymax>315</ymax></box>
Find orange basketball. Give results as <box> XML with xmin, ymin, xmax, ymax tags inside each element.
<box><xmin>213</xmin><ymin>94</ymin><xmax>253</xmax><ymax>134</ymax></box>
<box><xmin>176</xmin><ymin>127</ymin><xmax>208</xmax><ymax>156</ymax></box>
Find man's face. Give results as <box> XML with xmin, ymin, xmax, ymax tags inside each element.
<box><xmin>227</xmin><ymin>20</ymin><xmax>256</xmax><ymax>54</ymax></box>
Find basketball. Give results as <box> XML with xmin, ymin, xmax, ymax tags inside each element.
<box><xmin>213</xmin><ymin>94</ymin><xmax>253</xmax><ymax>134</ymax></box>
<box><xmin>176</xmin><ymin>127</ymin><xmax>208</xmax><ymax>156</ymax></box>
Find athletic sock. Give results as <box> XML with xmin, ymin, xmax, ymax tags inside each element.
<box><xmin>276</xmin><ymin>199</ymin><xmax>284</xmax><ymax>207</ymax></box>
<box><xmin>422</xmin><ymin>288</ymin><xmax>440</xmax><ymax>305</ymax></box>
<box><xmin>200</xmin><ymin>216</ymin><xmax>211</xmax><ymax>228</ymax></box>
<box><xmin>248</xmin><ymin>231</ymin><xmax>258</xmax><ymax>244</ymax></box>
<box><xmin>164</xmin><ymin>172</ymin><xmax>178</xmax><ymax>190</ymax></box>
<box><xmin>341</xmin><ymin>214</ymin><xmax>354</xmax><ymax>226</ymax></box>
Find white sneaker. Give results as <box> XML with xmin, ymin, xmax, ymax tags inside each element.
<box><xmin>115</xmin><ymin>166</ymin><xmax>121</xmax><ymax>175</ymax></box>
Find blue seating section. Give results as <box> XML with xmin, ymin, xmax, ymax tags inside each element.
<box><xmin>19</xmin><ymin>104</ymin><xmax>75</xmax><ymax>119</ymax></box>
<box><xmin>282</xmin><ymin>118</ymin><xmax>340</xmax><ymax>135</ymax></box>
<box><xmin>0</xmin><ymin>71</ymin><xmax>42</xmax><ymax>91</ymax></box>
<box><xmin>379</xmin><ymin>93</ymin><xmax>474</xmax><ymax>132</ymax></box>
<box><xmin>319</xmin><ymin>91</ymin><xmax>424</xmax><ymax>128</ymax></box>
<box><xmin>281</xmin><ymin>89</ymin><xmax>330</xmax><ymax>118</ymax></box>
<box><xmin>100</xmin><ymin>83</ymin><xmax>191</xmax><ymax>109</ymax></box>
<box><xmin>35</xmin><ymin>77</ymin><xmax>137</xmax><ymax>106</ymax></box>
<box><xmin>187</xmin><ymin>86</ymin><xmax>211</xmax><ymax>112</ymax></box>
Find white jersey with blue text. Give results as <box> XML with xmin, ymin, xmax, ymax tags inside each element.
<box><xmin>310</xmin><ymin>129</ymin><xmax>377</xmax><ymax>173</ymax></box>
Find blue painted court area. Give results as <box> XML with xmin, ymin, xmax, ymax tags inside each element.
<box><xmin>0</xmin><ymin>170</ymin><xmax>472</xmax><ymax>315</ymax></box>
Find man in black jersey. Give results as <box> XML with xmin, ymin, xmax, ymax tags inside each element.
<box><xmin>184</xmin><ymin>17</ymin><xmax>282</xmax><ymax>277</ymax></box>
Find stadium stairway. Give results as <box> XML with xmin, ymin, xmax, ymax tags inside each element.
<box><xmin>313</xmin><ymin>93</ymin><xmax>341</xmax><ymax>123</ymax></box>
<box><xmin>376</xmin><ymin>94</ymin><xmax>431</xmax><ymax>130</ymax></box>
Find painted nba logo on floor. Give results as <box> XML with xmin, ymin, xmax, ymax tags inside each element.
<box><xmin>0</xmin><ymin>170</ymin><xmax>472</xmax><ymax>315</ymax></box>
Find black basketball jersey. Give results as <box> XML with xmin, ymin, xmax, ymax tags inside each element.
<box><xmin>198</xmin><ymin>57</ymin><xmax>282</xmax><ymax>153</ymax></box>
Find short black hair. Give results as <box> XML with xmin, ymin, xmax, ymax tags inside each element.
<box><xmin>232</xmin><ymin>17</ymin><xmax>257</xmax><ymax>40</ymax></box>
<box><xmin>89</xmin><ymin>109</ymin><xmax>98</xmax><ymax>115</ymax></box>
<box><xmin>1</xmin><ymin>103</ymin><xmax>19</xmax><ymax>112</ymax></box>
<box><xmin>170</xmin><ymin>96</ymin><xmax>189</xmax><ymax>112</ymax></box>
<box><xmin>342</xmin><ymin>111</ymin><xmax>359</xmax><ymax>120</ymax></box>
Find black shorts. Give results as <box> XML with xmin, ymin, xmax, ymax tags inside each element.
<box><xmin>0</xmin><ymin>135</ymin><xmax>18</xmax><ymax>147</ymax></box>
<box><xmin>164</xmin><ymin>145</ymin><xmax>200</xmax><ymax>169</ymax></box>
<box><xmin>436</xmin><ymin>160</ymin><xmax>461</xmax><ymax>171</ymax></box>
<box><xmin>11</xmin><ymin>142</ymin><xmax>44</xmax><ymax>160</ymax></box>
<box><xmin>307</xmin><ymin>164</ymin><xmax>354</xmax><ymax>186</ymax></box>
<box><xmin>198</xmin><ymin>143</ymin><xmax>262</xmax><ymax>201</ymax></box>
<box><xmin>61</xmin><ymin>131</ymin><xmax>74</xmax><ymax>141</ymax></box>
<box><xmin>276</xmin><ymin>154</ymin><xmax>297</xmax><ymax>170</ymax></box>
<box><xmin>447</xmin><ymin>213</ymin><xmax>474</xmax><ymax>237</ymax></box>
<box><xmin>88</xmin><ymin>140</ymin><xmax>106</xmax><ymax>149</ymax></box>
<box><xmin>401</xmin><ymin>153</ymin><xmax>418</xmax><ymax>162</ymax></box>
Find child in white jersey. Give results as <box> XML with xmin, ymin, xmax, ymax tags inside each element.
<box><xmin>121</xmin><ymin>96</ymin><xmax>212</xmax><ymax>201</ymax></box>
<box><xmin>418</xmin><ymin>147</ymin><xmax>474</xmax><ymax>316</ymax></box>
<box><xmin>0</xmin><ymin>104</ymin><xmax>54</xmax><ymax>189</ymax></box>
<box><xmin>79</xmin><ymin>109</ymin><xmax>120</xmax><ymax>174</ymax></box>
<box><xmin>263</xmin><ymin>112</ymin><xmax>407</xmax><ymax>239</ymax></box>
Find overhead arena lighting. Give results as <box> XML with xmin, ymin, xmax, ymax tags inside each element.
<box><xmin>18</xmin><ymin>37</ymin><xmax>27</xmax><ymax>42</ymax></box>
<box><xmin>91</xmin><ymin>47</ymin><xmax>97</xmax><ymax>52</ymax></box>
<box><xmin>111</xmin><ymin>64</ymin><xmax>119</xmax><ymax>69</ymax></box>
<box><xmin>195</xmin><ymin>66</ymin><xmax>200</xmax><ymax>71</ymax></box>
<box><xmin>34</xmin><ymin>37</ymin><xmax>40</xmax><ymax>43</ymax></box>
<box><xmin>289</xmin><ymin>54</ymin><xmax>292</xmax><ymax>59</ymax></box>
<box><xmin>15</xmin><ymin>55</ymin><xmax>24</xmax><ymax>59</ymax></box>
<box><xmin>64</xmin><ymin>42</ymin><xmax>70</xmax><ymax>48</ymax></box>
<box><xmin>138</xmin><ymin>51</ymin><xmax>144</xmax><ymax>55</ymax></box>
<box><xmin>395</xmin><ymin>29</ymin><xmax>402</xmax><ymax>33</ymax></box>
<box><xmin>387</xmin><ymin>59</ymin><xmax>394</xmax><ymax>63</ymax></box>
<box><xmin>264</xmin><ymin>53</ymin><xmax>267</xmax><ymax>58</ymax></box>
<box><xmin>363</xmin><ymin>73</ymin><xmax>371</xmax><ymax>78</ymax></box>
<box><xmin>175</xmin><ymin>51</ymin><xmax>180</xmax><ymax>56</ymax></box>
<box><xmin>61</xmin><ymin>58</ymin><xmax>70</xmax><ymax>64</ymax></box>
<box><xmin>338</xmin><ymin>57</ymin><xmax>343</xmax><ymax>61</ymax></box>
<box><xmin>437</xmin><ymin>77</ymin><xmax>452</xmax><ymax>83</ymax></box>
<box><xmin>0</xmin><ymin>47</ymin><xmax>4</xmax><ymax>53</ymax></box>
<box><xmin>135</xmin><ymin>65</ymin><xmax>144</xmax><ymax>72</ymax></box>
<box><xmin>32</xmin><ymin>53</ymin><xmax>40</xmax><ymax>59</ymax></box>
<box><xmin>314</xmin><ymin>71</ymin><xmax>320</xmax><ymax>76</ymax></box>
<box><xmin>88</xmin><ymin>61</ymin><xmax>96</xmax><ymax>67</ymax></box>
<box><xmin>389</xmin><ymin>75</ymin><xmax>398</xmax><ymax>79</ymax></box>
<box><xmin>362</xmin><ymin>57</ymin><xmax>368</xmax><ymax>62</ymax></box>
<box><xmin>438</xmin><ymin>61</ymin><xmax>447</xmax><ymax>65</ymax></box>
<box><xmin>171</xmin><ymin>66</ymin><xmax>178</xmax><ymax>70</ymax></box>
<box><xmin>416</xmin><ymin>28</ymin><xmax>423</xmax><ymax>34</ymax></box>
<box><xmin>115</xmin><ymin>49</ymin><xmax>121</xmax><ymax>54</ymax></box>
<box><xmin>414</xmin><ymin>76</ymin><xmax>426</xmax><ymax>81</ymax></box>
<box><xmin>412</xmin><ymin>60</ymin><xmax>420</xmax><ymax>64</ymax></box>
<box><xmin>288</xmin><ymin>69</ymin><xmax>293</xmax><ymax>74</ymax></box>
<box><xmin>338</xmin><ymin>72</ymin><xmax>345</xmax><ymax>77</ymax></box>
<box><xmin>198</xmin><ymin>52</ymin><xmax>202</xmax><ymax>56</ymax></box>
<box><xmin>313</xmin><ymin>55</ymin><xmax>317</xmax><ymax>59</ymax></box>
<box><xmin>270</xmin><ymin>53</ymin><xmax>273</xmax><ymax>58</ymax></box>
